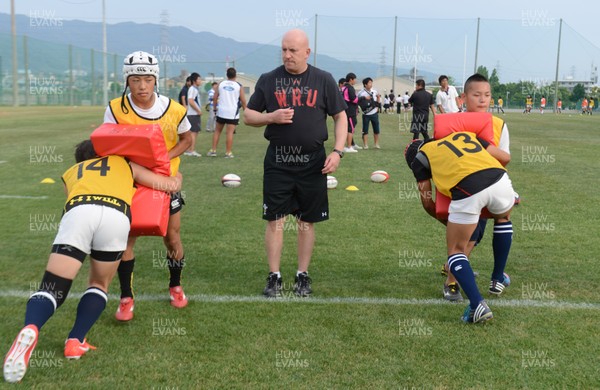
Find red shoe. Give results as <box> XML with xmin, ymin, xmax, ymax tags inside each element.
<box><xmin>3</xmin><ymin>324</ymin><xmax>39</xmax><ymax>383</ymax></box>
<box><xmin>64</xmin><ymin>338</ymin><xmax>96</xmax><ymax>360</ymax></box>
<box><xmin>169</xmin><ymin>286</ymin><xmax>188</xmax><ymax>308</ymax></box>
<box><xmin>115</xmin><ymin>297</ymin><xmax>134</xmax><ymax>322</ymax></box>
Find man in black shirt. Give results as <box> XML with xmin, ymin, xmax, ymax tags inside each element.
<box><xmin>178</xmin><ymin>76</ymin><xmax>191</xmax><ymax>108</ymax></box>
<box><xmin>388</xmin><ymin>89</ymin><xmax>395</xmax><ymax>113</ymax></box>
<box><xmin>408</xmin><ymin>79</ymin><xmax>436</xmax><ymax>140</ymax></box>
<box><xmin>244</xmin><ymin>29</ymin><xmax>347</xmax><ymax>298</ymax></box>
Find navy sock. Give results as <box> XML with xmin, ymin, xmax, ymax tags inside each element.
<box><xmin>448</xmin><ymin>253</ymin><xmax>482</xmax><ymax>309</ymax></box>
<box><xmin>492</xmin><ymin>222</ymin><xmax>513</xmax><ymax>281</ymax></box>
<box><xmin>25</xmin><ymin>271</ymin><xmax>73</xmax><ymax>330</ymax></box>
<box><xmin>117</xmin><ymin>258</ymin><xmax>135</xmax><ymax>298</ymax></box>
<box><xmin>24</xmin><ymin>293</ymin><xmax>56</xmax><ymax>330</ymax></box>
<box><xmin>168</xmin><ymin>256</ymin><xmax>185</xmax><ymax>288</ymax></box>
<box><xmin>68</xmin><ymin>288</ymin><xmax>107</xmax><ymax>342</ymax></box>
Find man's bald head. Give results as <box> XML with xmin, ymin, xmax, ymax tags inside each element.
<box><xmin>281</xmin><ymin>29</ymin><xmax>310</xmax><ymax>74</ymax></box>
<box><xmin>282</xmin><ymin>29</ymin><xmax>309</xmax><ymax>47</ymax></box>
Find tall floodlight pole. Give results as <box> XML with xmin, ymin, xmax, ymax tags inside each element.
<box><xmin>473</xmin><ymin>17</ymin><xmax>480</xmax><ymax>73</ymax></box>
<box><xmin>553</xmin><ymin>19</ymin><xmax>562</xmax><ymax>113</ymax></box>
<box><xmin>391</xmin><ymin>16</ymin><xmax>397</xmax><ymax>93</ymax></box>
<box><xmin>413</xmin><ymin>34</ymin><xmax>418</xmax><ymax>84</ymax></box>
<box><xmin>462</xmin><ymin>35</ymin><xmax>468</xmax><ymax>88</ymax></box>
<box><xmin>102</xmin><ymin>0</ymin><xmax>108</xmax><ymax>106</ymax></box>
<box><xmin>313</xmin><ymin>14</ymin><xmax>318</xmax><ymax>67</ymax></box>
<box><xmin>11</xmin><ymin>0</ymin><xmax>18</xmax><ymax>106</ymax></box>
<box><xmin>23</xmin><ymin>36</ymin><xmax>28</xmax><ymax>105</ymax></box>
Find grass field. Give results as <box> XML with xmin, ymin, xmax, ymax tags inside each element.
<box><xmin>1</xmin><ymin>106</ymin><xmax>599</xmax><ymax>389</ymax></box>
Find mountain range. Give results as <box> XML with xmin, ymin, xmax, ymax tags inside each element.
<box><xmin>0</xmin><ymin>13</ymin><xmax>436</xmax><ymax>82</ymax></box>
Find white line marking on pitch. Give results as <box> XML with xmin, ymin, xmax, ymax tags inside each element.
<box><xmin>0</xmin><ymin>195</ymin><xmax>49</xmax><ymax>199</ymax></box>
<box><xmin>0</xmin><ymin>290</ymin><xmax>598</xmax><ymax>310</ymax></box>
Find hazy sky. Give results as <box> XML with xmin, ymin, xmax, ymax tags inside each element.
<box><xmin>10</xmin><ymin>0</ymin><xmax>600</xmax><ymax>47</ymax></box>
<box><xmin>8</xmin><ymin>0</ymin><xmax>600</xmax><ymax>82</ymax></box>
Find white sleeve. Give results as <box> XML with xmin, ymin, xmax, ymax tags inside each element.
<box><xmin>103</xmin><ymin>106</ymin><xmax>116</xmax><ymax>123</ymax></box>
<box><xmin>187</xmin><ymin>88</ymin><xmax>195</xmax><ymax>101</ymax></box>
<box><xmin>451</xmin><ymin>87</ymin><xmax>459</xmax><ymax>99</ymax></box>
<box><xmin>499</xmin><ymin>124</ymin><xmax>510</xmax><ymax>154</ymax></box>
<box><xmin>435</xmin><ymin>92</ymin><xmax>442</xmax><ymax>106</ymax></box>
<box><xmin>178</xmin><ymin>116</ymin><xmax>191</xmax><ymax>134</ymax></box>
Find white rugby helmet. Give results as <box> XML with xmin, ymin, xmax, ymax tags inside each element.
<box><xmin>119</xmin><ymin>51</ymin><xmax>160</xmax><ymax>112</ymax></box>
<box><xmin>122</xmin><ymin>51</ymin><xmax>159</xmax><ymax>85</ymax></box>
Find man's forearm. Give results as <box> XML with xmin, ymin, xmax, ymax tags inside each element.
<box><xmin>244</xmin><ymin>108</ymin><xmax>271</xmax><ymax>127</ymax></box>
<box><xmin>332</xmin><ymin>111</ymin><xmax>348</xmax><ymax>151</ymax></box>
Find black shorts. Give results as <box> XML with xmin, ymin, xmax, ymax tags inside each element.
<box><xmin>216</xmin><ymin>116</ymin><xmax>240</xmax><ymax>125</ymax></box>
<box><xmin>188</xmin><ymin>115</ymin><xmax>201</xmax><ymax>133</ymax></box>
<box><xmin>347</xmin><ymin>116</ymin><xmax>357</xmax><ymax>134</ymax></box>
<box><xmin>170</xmin><ymin>191</ymin><xmax>185</xmax><ymax>215</ymax></box>
<box><xmin>51</xmin><ymin>244</ymin><xmax>123</xmax><ymax>262</ymax></box>
<box><xmin>262</xmin><ymin>145</ymin><xmax>329</xmax><ymax>223</ymax></box>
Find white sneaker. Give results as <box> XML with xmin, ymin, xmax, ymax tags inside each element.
<box><xmin>353</xmin><ymin>145</ymin><xmax>363</xmax><ymax>150</ymax></box>
<box><xmin>363</xmin><ymin>145</ymin><xmax>369</xmax><ymax>150</ymax></box>
<box><xmin>375</xmin><ymin>144</ymin><xmax>381</xmax><ymax>149</ymax></box>
<box><xmin>188</xmin><ymin>151</ymin><xmax>202</xmax><ymax>157</ymax></box>
<box><xmin>344</xmin><ymin>147</ymin><xmax>358</xmax><ymax>153</ymax></box>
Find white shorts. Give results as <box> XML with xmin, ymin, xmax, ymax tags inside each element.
<box><xmin>53</xmin><ymin>205</ymin><xmax>130</xmax><ymax>254</ymax></box>
<box><xmin>448</xmin><ymin>173</ymin><xmax>514</xmax><ymax>224</ymax></box>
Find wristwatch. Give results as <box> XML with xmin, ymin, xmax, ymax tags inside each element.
<box><xmin>333</xmin><ymin>149</ymin><xmax>344</xmax><ymax>158</ymax></box>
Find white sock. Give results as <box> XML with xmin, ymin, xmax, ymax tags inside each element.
<box><xmin>271</xmin><ymin>271</ymin><xmax>281</xmax><ymax>278</ymax></box>
<box><xmin>296</xmin><ymin>270</ymin><xmax>308</xmax><ymax>276</ymax></box>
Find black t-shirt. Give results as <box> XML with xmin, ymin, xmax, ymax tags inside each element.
<box><xmin>343</xmin><ymin>83</ymin><xmax>358</xmax><ymax>118</ymax></box>
<box><xmin>408</xmin><ymin>89</ymin><xmax>434</xmax><ymax>120</ymax></box>
<box><xmin>178</xmin><ymin>86</ymin><xmax>189</xmax><ymax>105</ymax></box>
<box><xmin>247</xmin><ymin>65</ymin><xmax>347</xmax><ymax>152</ymax></box>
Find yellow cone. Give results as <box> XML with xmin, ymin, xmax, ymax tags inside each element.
<box><xmin>345</xmin><ymin>185</ymin><xmax>359</xmax><ymax>191</ymax></box>
<box><xmin>40</xmin><ymin>178</ymin><xmax>55</xmax><ymax>184</ymax></box>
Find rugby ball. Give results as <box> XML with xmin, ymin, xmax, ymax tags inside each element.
<box><xmin>327</xmin><ymin>175</ymin><xmax>338</xmax><ymax>189</ymax></box>
<box><xmin>370</xmin><ymin>170</ymin><xmax>390</xmax><ymax>183</ymax></box>
<box><xmin>221</xmin><ymin>173</ymin><xmax>241</xmax><ymax>188</ymax></box>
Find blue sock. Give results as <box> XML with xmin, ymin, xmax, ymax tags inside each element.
<box><xmin>492</xmin><ymin>221</ymin><xmax>513</xmax><ymax>281</ymax></box>
<box><xmin>448</xmin><ymin>253</ymin><xmax>482</xmax><ymax>309</ymax></box>
<box><xmin>24</xmin><ymin>292</ymin><xmax>56</xmax><ymax>330</ymax></box>
<box><xmin>24</xmin><ymin>271</ymin><xmax>72</xmax><ymax>330</ymax></box>
<box><xmin>68</xmin><ymin>288</ymin><xmax>107</xmax><ymax>342</ymax></box>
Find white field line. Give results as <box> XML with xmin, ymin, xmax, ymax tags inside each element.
<box><xmin>1</xmin><ymin>290</ymin><xmax>598</xmax><ymax>310</ymax></box>
<box><xmin>0</xmin><ymin>195</ymin><xmax>49</xmax><ymax>199</ymax></box>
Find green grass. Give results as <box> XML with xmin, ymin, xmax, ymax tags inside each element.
<box><xmin>1</xmin><ymin>106</ymin><xmax>599</xmax><ymax>389</ymax></box>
